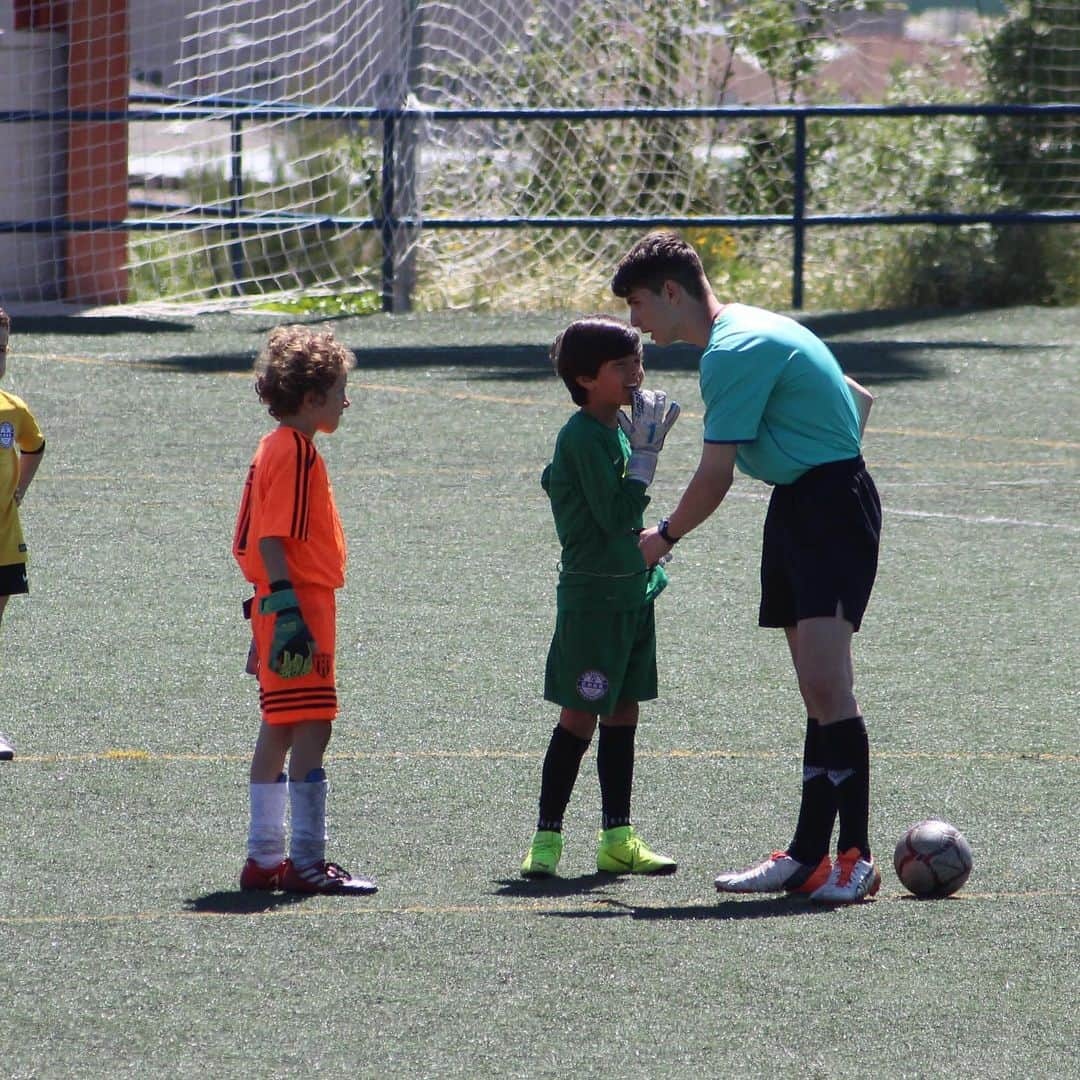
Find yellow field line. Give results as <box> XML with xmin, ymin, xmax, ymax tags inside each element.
<box><xmin>11</xmin><ymin>747</ymin><xmax>1078</xmax><ymax>766</ymax></box>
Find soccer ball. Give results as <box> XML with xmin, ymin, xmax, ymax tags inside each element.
<box><xmin>893</xmin><ymin>819</ymin><xmax>973</xmax><ymax>898</ymax></box>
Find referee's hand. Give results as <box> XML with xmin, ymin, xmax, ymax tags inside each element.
<box><xmin>639</xmin><ymin>527</ymin><xmax>672</xmax><ymax>569</ymax></box>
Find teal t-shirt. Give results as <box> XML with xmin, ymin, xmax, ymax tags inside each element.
<box><xmin>700</xmin><ymin>303</ymin><xmax>861</xmax><ymax>485</ymax></box>
<box><xmin>541</xmin><ymin>410</ymin><xmax>667</xmax><ymax>612</ymax></box>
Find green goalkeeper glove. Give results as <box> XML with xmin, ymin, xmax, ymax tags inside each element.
<box><xmin>259</xmin><ymin>584</ymin><xmax>315</xmax><ymax>678</ymax></box>
<box><xmin>617</xmin><ymin>388</ymin><xmax>681</xmax><ymax>486</ymax></box>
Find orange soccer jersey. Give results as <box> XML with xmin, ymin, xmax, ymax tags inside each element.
<box><xmin>234</xmin><ymin>426</ymin><xmax>346</xmax><ymax>725</ymax></box>
<box><xmin>233</xmin><ymin>426</ymin><xmax>346</xmax><ymax>589</ymax></box>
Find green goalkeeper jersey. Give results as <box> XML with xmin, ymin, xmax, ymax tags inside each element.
<box><xmin>541</xmin><ymin>409</ymin><xmax>667</xmax><ymax>613</ymax></box>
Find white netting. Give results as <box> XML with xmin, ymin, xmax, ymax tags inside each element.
<box><xmin>0</xmin><ymin>1</ymin><xmax>1076</xmax><ymax>309</ymax></box>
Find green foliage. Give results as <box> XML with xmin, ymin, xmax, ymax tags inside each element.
<box><xmin>724</xmin><ymin>0</ymin><xmax>888</xmax><ymax>220</ymax></box>
<box><xmin>255</xmin><ymin>290</ymin><xmax>381</xmax><ymax>317</ymax></box>
<box><xmin>977</xmin><ymin>0</ymin><xmax>1080</xmax><ymax>209</ymax></box>
<box><xmin>497</xmin><ymin>0</ymin><xmax>720</xmax><ymax>218</ymax></box>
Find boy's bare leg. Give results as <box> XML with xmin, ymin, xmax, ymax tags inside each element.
<box><xmin>249</xmin><ymin>721</ymin><xmax>293</xmax><ymax>783</ymax></box>
<box><xmin>286</xmin><ymin>719</ymin><xmax>332</xmax><ymax>781</ymax></box>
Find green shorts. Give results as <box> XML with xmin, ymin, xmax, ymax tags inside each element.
<box><xmin>544</xmin><ymin>603</ymin><xmax>657</xmax><ymax>716</ymax></box>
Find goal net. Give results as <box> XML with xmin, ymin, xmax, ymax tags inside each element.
<box><xmin>2</xmin><ymin>0</ymin><xmax>1077</xmax><ymax>310</ymax></box>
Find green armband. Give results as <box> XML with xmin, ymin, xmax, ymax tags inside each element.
<box><xmin>259</xmin><ymin>587</ymin><xmax>300</xmax><ymax>615</ymax></box>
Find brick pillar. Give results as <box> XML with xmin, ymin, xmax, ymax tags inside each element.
<box><xmin>63</xmin><ymin>0</ymin><xmax>129</xmax><ymax>304</ymax></box>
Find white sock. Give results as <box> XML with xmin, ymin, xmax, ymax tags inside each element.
<box><xmin>247</xmin><ymin>773</ymin><xmax>288</xmax><ymax>867</ymax></box>
<box><xmin>289</xmin><ymin>768</ymin><xmax>328</xmax><ymax>869</ymax></box>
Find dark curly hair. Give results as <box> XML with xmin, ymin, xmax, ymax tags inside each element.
<box><xmin>550</xmin><ymin>315</ymin><xmax>642</xmax><ymax>407</ymax></box>
<box><xmin>254</xmin><ymin>326</ymin><xmax>355</xmax><ymax>420</ymax></box>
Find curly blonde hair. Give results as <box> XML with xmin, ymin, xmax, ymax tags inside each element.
<box><xmin>254</xmin><ymin>325</ymin><xmax>356</xmax><ymax>420</ymax></box>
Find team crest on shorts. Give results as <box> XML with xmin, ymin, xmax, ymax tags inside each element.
<box><xmin>313</xmin><ymin>652</ymin><xmax>332</xmax><ymax>678</ymax></box>
<box><xmin>576</xmin><ymin>669</ymin><xmax>609</xmax><ymax>703</ymax></box>
<box><xmin>0</xmin><ymin>422</ymin><xmax>13</xmax><ymax>449</ymax></box>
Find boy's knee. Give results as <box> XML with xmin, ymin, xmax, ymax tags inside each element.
<box><xmin>601</xmin><ymin>700</ymin><xmax>639</xmax><ymax>727</ymax></box>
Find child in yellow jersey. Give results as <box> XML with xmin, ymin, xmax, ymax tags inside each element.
<box><xmin>0</xmin><ymin>308</ymin><xmax>45</xmax><ymax>761</ymax></box>
<box><xmin>232</xmin><ymin>326</ymin><xmax>376</xmax><ymax>895</ymax></box>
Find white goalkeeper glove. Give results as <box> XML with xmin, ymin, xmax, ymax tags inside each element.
<box><xmin>617</xmin><ymin>388</ymin><xmax>681</xmax><ymax>486</ymax></box>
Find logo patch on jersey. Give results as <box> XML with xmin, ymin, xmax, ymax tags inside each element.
<box><xmin>576</xmin><ymin>669</ymin><xmax>609</xmax><ymax>703</ymax></box>
<box><xmin>0</xmin><ymin>422</ymin><xmax>13</xmax><ymax>449</ymax></box>
<box><xmin>313</xmin><ymin>652</ymin><xmax>332</xmax><ymax>679</ymax></box>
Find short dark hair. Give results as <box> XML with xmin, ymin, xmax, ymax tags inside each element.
<box><xmin>611</xmin><ymin>230</ymin><xmax>708</xmax><ymax>302</ymax></box>
<box><xmin>551</xmin><ymin>315</ymin><xmax>642</xmax><ymax>407</ymax></box>
<box><xmin>254</xmin><ymin>325</ymin><xmax>355</xmax><ymax>420</ymax></box>
<box><xmin>0</xmin><ymin>307</ymin><xmax>10</xmax><ymax>331</ymax></box>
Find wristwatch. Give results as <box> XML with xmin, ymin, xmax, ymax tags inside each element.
<box><xmin>658</xmin><ymin>518</ymin><xmax>681</xmax><ymax>545</ymax></box>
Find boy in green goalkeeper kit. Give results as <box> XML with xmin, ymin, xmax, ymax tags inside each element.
<box><xmin>521</xmin><ymin>315</ymin><xmax>681</xmax><ymax>878</ymax></box>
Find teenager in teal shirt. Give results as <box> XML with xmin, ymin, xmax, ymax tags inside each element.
<box><xmin>613</xmin><ymin>232</ymin><xmax>882</xmax><ymax>904</ymax></box>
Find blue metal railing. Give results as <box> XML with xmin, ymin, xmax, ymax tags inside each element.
<box><xmin>2</xmin><ymin>98</ymin><xmax>1078</xmax><ymax>309</ymax></box>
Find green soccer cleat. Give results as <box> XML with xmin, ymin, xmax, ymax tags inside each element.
<box><xmin>596</xmin><ymin>825</ymin><xmax>677</xmax><ymax>876</ymax></box>
<box><xmin>520</xmin><ymin>829</ymin><xmax>564</xmax><ymax>878</ymax></box>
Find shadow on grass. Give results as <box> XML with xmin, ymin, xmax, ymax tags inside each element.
<box><xmin>61</xmin><ymin>305</ymin><xmax>1049</xmax><ymax>383</ymax></box>
<box><xmin>16</xmin><ymin>315</ymin><xmax>196</xmax><ymax>336</ymax></box>
<box><xmin>183</xmin><ymin>889</ymin><xmax>312</xmax><ymax>914</ymax></box>
<box><xmin>493</xmin><ymin>878</ymin><xmax>833</xmax><ymax>921</ymax></box>
<box><xmin>491</xmin><ymin>873</ymin><xmax>617</xmax><ymax>899</ymax></box>
<box><xmin>542</xmin><ymin>896</ymin><xmax>835</xmax><ymax>922</ymax></box>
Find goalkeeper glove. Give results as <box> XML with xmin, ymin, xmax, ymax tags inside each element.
<box><xmin>259</xmin><ymin>583</ymin><xmax>316</xmax><ymax>678</ymax></box>
<box><xmin>617</xmin><ymin>388</ymin><xmax>681</xmax><ymax>486</ymax></box>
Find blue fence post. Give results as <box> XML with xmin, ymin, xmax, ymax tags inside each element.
<box><xmin>792</xmin><ymin>113</ymin><xmax>806</xmax><ymax>310</ymax></box>
<box><xmin>229</xmin><ymin>112</ymin><xmax>245</xmax><ymax>295</ymax></box>
<box><xmin>380</xmin><ymin>107</ymin><xmax>397</xmax><ymax>313</ymax></box>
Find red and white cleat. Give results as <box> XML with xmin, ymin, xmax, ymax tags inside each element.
<box><xmin>280</xmin><ymin>858</ymin><xmax>378</xmax><ymax>895</ymax></box>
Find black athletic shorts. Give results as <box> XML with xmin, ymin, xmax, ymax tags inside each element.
<box><xmin>759</xmin><ymin>455</ymin><xmax>881</xmax><ymax>632</ymax></box>
<box><xmin>0</xmin><ymin>562</ymin><xmax>29</xmax><ymax>596</ymax></box>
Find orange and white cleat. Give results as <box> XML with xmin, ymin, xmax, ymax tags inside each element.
<box><xmin>715</xmin><ymin>851</ymin><xmax>832</xmax><ymax>895</ymax></box>
<box><xmin>810</xmin><ymin>848</ymin><xmax>881</xmax><ymax>904</ymax></box>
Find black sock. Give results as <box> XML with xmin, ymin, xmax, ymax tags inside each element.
<box><xmin>820</xmin><ymin>715</ymin><xmax>871</xmax><ymax>859</ymax></box>
<box><xmin>536</xmin><ymin>724</ymin><xmax>591</xmax><ymax>832</ymax></box>
<box><xmin>787</xmin><ymin>717</ymin><xmax>837</xmax><ymax>865</ymax></box>
<box><xmin>597</xmin><ymin>723</ymin><xmax>636</xmax><ymax>830</ymax></box>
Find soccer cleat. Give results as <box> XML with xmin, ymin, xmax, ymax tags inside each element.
<box><xmin>714</xmin><ymin>851</ymin><xmax>832</xmax><ymax>894</ymax></box>
<box><xmin>240</xmin><ymin>858</ymin><xmax>285</xmax><ymax>892</ymax></box>
<box><xmin>809</xmin><ymin>848</ymin><xmax>881</xmax><ymax>904</ymax></box>
<box><xmin>520</xmin><ymin>829</ymin><xmax>564</xmax><ymax>878</ymax></box>
<box><xmin>280</xmin><ymin>858</ymin><xmax>378</xmax><ymax>895</ymax></box>
<box><xmin>596</xmin><ymin>825</ymin><xmax>677</xmax><ymax>876</ymax></box>
<box><xmin>0</xmin><ymin>734</ymin><xmax>13</xmax><ymax>760</ymax></box>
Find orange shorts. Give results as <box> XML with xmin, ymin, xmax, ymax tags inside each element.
<box><xmin>251</xmin><ymin>584</ymin><xmax>338</xmax><ymax>725</ymax></box>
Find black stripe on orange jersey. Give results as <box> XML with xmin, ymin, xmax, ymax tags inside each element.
<box><xmin>299</xmin><ymin>439</ymin><xmax>316</xmax><ymax>540</ymax></box>
<box><xmin>288</xmin><ymin>430</ymin><xmax>316</xmax><ymax>541</ymax></box>
<box><xmin>289</xmin><ymin>431</ymin><xmax>304</xmax><ymax>538</ymax></box>
<box><xmin>233</xmin><ymin>463</ymin><xmax>255</xmax><ymax>556</ymax></box>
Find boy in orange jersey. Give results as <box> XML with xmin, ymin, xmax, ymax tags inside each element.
<box><xmin>233</xmin><ymin>325</ymin><xmax>376</xmax><ymax>895</ymax></box>
<box><xmin>0</xmin><ymin>308</ymin><xmax>46</xmax><ymax>761</ymax></box>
